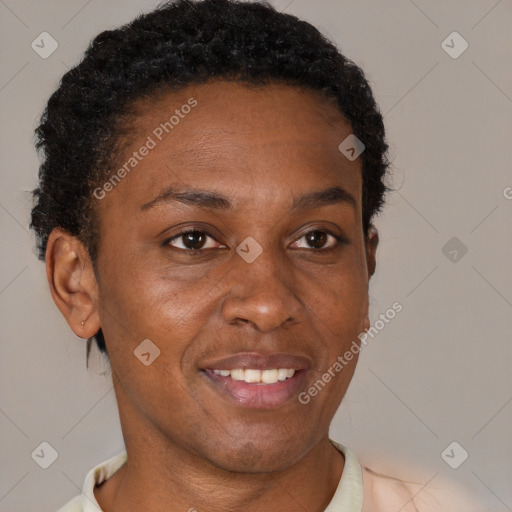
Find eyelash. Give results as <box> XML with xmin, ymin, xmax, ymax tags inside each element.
<box><xmin>162</xmin><ymin>228</ymin><xmax>348</xmax><ymax>257</ymax></box>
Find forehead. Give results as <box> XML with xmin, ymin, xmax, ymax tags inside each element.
<box><xmin>103</xmin><ymin>81</ymin><xmax>362</xmax><ymax>213</ymax></box>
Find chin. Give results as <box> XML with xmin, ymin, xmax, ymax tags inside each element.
<box><xmin>204</xmin><ymin>436</ymin><xmax>311</xmax><ymax>474</ymax></box>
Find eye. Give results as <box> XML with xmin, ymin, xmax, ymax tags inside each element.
<box><xmin>163</xmin><ymin>227</ymin><xmax>347</xmax><ymax>255</ymax></box>
<box><xmin>291</xmin><ymin>229</ymin><xmax>346</xmax><ymax>251</ymax></box>
<box><xmin>164</xmin><ymin>230</ymin><xmax>222</xmax><ymax>251</ymax></box>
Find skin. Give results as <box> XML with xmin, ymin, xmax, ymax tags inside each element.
<box><xmin>46</xmin><ymin>81</ymin><xmax>379</xmax><ymax>512</ymax></box>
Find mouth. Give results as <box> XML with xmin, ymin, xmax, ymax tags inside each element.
<box><xmin>211</xmin><ymin>367</ymin><xmax>297</xmax><ymax>383</ymax></box>
<box><xmin>199</xmin><ymin>353</ymin><xmax>310</xmax><ymax>409</ymax></box>
<box><xmin>202</xmin><ymin>368</ymin><xmax>307</xmax><ymax>409</ymax></box>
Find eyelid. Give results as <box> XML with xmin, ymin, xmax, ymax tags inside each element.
<box><xmin>163</xmin><ymin>228</ymin><xmax>224</xmax><ymax>250</ymax></box>
<box><xmin>163</xmin><ymin>225</ymin><xmax>348</xmax><ymax>253</ymax></box>
<box><xmin>290</xmin><ymin>228</ymin><xmax>347</xmax><ymax>250</ymax></box>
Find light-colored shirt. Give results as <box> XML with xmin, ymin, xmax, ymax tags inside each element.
<box><xmin>57</xmin><ymin>440</ymin><xmax>482</xmax><ymax>512</ymax></box>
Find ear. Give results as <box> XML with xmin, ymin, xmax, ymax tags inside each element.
<box><xmin>365</xmin><ymin>223</ymin><xmax>379</xmax><ymax>279</ymax></box>
<box><xmin>45</xmin><ymin>227</ymin><xmax>101</xmax><ymax>339</ymax></box>
<box><xmin>361</xmin><ymin>224</ymin><xmax>379</xmax><ymax>332</ymax></box>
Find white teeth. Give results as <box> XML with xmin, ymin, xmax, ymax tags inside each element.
<box><xmin>211</xmin><ymin>368</ymin><xmax>296</xmax><ymax>384</ymax></box>
<box><xmin>277</xmin><ymin>368</ymin><xmax>290</xmax><ymax>381</ymax></box>
<box><xmin>230</xmin><ymin>369</ymin><xmax>245</xmax><ymax>381</ymax></box>
<box><xmin>244</xmin><ymin>369</ymin><xmax>261</xmax><ymax>383</ymax></box>
<box><xmin>261</xmin><ymin>369</ymin><xmax>278</xmax><ymax>384</ymax></box>
<box><xmin>213</xmin><ymin>369</ymin><xmax>232</xmax><ymax>377</ymax></box>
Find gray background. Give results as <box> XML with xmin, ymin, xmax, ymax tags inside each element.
<box><xmin>1</xmin><ymin>0</ymin><xmax>511</xmax><ymax>510</ymax></box>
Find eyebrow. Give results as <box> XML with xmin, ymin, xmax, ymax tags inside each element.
<box><xmin>140</xmin><ymin>185</ymin><xmax>357</xmax><ymax>212</ymax></box>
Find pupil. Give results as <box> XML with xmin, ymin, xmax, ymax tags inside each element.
<box><xmin>181</xmin><ymin>231</ymin><xmax>327</xmax><ymax>250</ymax></box>
<box><xmin>307</xmin><ymin>231</ymin><xmax>326</xmax><ymax>248</ymax></box>
<box><xmin>184</xmin><ymin>231</ymin><xmax>205</xmax><ymax>250</ymax></box>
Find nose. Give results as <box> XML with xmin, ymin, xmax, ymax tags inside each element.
<box><xmin>220</xmin><ymin>246</ymin><xmax>305</xmax><ymax>333</ymax></box>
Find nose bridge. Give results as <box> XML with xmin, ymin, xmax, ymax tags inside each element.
<box><xmin>220</xmin><ymin>240</ymin><xmax>303</xmax><ymax>331</ymax></box>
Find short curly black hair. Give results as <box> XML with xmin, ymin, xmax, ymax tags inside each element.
<box><xmin>30</xmin><ymin>0</ymin><xmax>391</xmax><ymax>362</ymax></box>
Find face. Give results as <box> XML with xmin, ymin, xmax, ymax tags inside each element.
<box><xmin>80</xmin><ymin>81</ymin><xmax>377</xmax><ymax>472</ymax></box>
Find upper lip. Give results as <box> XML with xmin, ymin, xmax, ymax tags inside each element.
<box><xmin>199</xmin><ymin>352</ymin><xmax>312</xmax><ymax>371</ymax></box>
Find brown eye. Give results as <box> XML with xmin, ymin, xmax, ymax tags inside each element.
<box><xmin>292</xmin><ymin>229</ymin><xmax>344</xmax><ymax>250</ymax></box>
<box><xmin>166</xmin><ymin>230</ymin><xmax>221</xmax><ymax>251</ymax></box>
<box><xmin>305</xmin><ymin>230</ymin><xmax>328</xmax><ymax>249</ymax></box>
<box><xmin>183</xmin><ymin>231</ymin><xmax>206</xmax><ymax>249</ymax></box>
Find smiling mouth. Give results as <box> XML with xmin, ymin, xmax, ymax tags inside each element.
<box><xmin>201</xmin><ymin>368</ymin><xmax>307</xmax><ymax>409</ymax></box>
<box><xmin>210</xmin><ymin>368</ymin><xmax>296</xmax><ymax>384</ymax></box>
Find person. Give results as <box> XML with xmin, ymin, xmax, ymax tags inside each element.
<box><xmin>30</xmin><ymin>1</ymin><xmax>480</xmax><ymax>510</ymax></box>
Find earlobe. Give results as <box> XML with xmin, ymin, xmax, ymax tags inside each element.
<box><xmin>45</xmin><ymin>228</ymin><xmax>101</xmax><ymax>339</ymax></box>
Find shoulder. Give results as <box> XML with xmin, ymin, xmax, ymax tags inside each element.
<box><xmin>55</xmin><ymin>451</ymin><xmax>127</xmax><ymax>512</ymax></box>
<box><xmin>56</xmin><ymin>494</ymin><xmax>82</xmax><ymax>512</ymax></box>
<box><xmin>361</xmin><ymin>465</ymin><xmax>482</xmax><ymax>512</ymax></box>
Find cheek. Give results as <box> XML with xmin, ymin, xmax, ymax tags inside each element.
<box><xmin>307</xmin><ymin>264</ymin><xmax>369</xmax><ymax>338</ymax></box>
<box><xmin>96</xmin><ymin>263</ymin><xmax>200</xmax><ymax>419</ymax></box>
<box><xmin>299</xmin><ymin>271</ymin><xmax>366</xmax><ymax>414</ymax></box>
<box><xmin>97</xmin><ymin>254</ymin><xmax>216</xmax><ymax>376</ymax></box>
<box><xmin>301</xmin><ymin>261</ymin><xmax>369</xmax><ymax>387</ymax></box>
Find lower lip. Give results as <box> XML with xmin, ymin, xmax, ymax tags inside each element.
<box><xmin>202</xmin><ymin>369</ymin><xmax>308</xmax><ymax>409</ymax></box>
